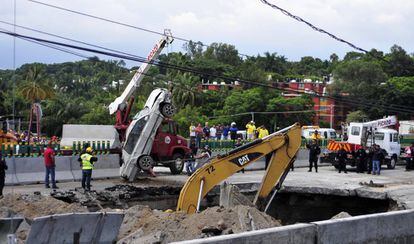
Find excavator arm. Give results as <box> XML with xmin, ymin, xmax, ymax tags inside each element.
<box><xmin>176</xmin><ymin>123</ymin><xmax>301</xmax><ymax>214</ymax></box>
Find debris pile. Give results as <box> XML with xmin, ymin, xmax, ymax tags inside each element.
<box><xmin>0</xmin><ymin>193</ymin><xmax>86</xmax><ymax>242</ymax></box>
<box><xmin>0</xmin><ymin>193</ymin><xmax>86</xmax><ymax>220</ymax></box>
<box><xmin>118</xmin><ymin>205</ymin><xmax>281</xmax><ymax>243</ymax></box>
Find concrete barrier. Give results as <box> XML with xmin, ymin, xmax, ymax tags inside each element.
<box><xmin>173</xmin><ymin>223</ymin><xmax>316</xmax><ymax>244</ymax></box>
<box><xmin>313</xmin><ymin>209</ymin><xmax>414</xmax><ymax>244</ymax></box>
<box><xmin>0</xmin><ymin>217</ymin><xmax>24</xmax><ymax>244</ymax></box>
<box><xmin>174</xmin><ymin>210</ymin><xmax>414</xmax><ymax>244</ymax></box>
<box><xmin>4</xmin><ymin>158</ymin><xmax>18</xmax><ymax>185</ymax></box>
<box><xmin>5</xmin><ymin>154</ymin><xmax>120</xmax><ymax>185</ymax></box>
<box><xmin>71</xmin><ymin>154</ymin><xmax>120</xmax><ymax>180</ymax></box>
<box><xmin>26</xmin><ymin>212</ymin><xmax>124</xmax><ymax>244</ymax></box>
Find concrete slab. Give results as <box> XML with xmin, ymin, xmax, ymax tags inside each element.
<box><xmin>0</xmin><ymin>217</ymin><xmax>24</xmax><ymax>244</ymax></box>
<box><xmin>5</xmin><ymin>157</ymin><xmax>18</xmax><ymax>185</ymax></box>
<box><xmin>173</xmin><ymin>223</ymin><xmax>316</xmax><ymax>244</ymax></box>
<box><xmin>313</xmin><ymin>210</ymin><xmax>414</xmax><ymax>244</ymax></box>
<box><xmin>60</xmin><ymin>124</ymin><xmax>121</xmax><ymax>149</ymax></box>
<box><xmin>26</xmin><ymin>212</ymin><xmax>124</xmax><ymax>244</ymax></box>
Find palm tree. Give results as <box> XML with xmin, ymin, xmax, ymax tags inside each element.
<box><xmin>19</xmin><ymin>65</ymin><xmax>54</xmax><ymax>141</ymax></box>
<box><xmin>172</xmin><ymin>73</ymin><xmax>198</xmax><ymax>109</ymax></box>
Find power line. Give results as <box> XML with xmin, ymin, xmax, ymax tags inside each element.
<box><xmin>27</xmin><ymin>0</ymin><xmax>251</xmax><ymax>58</ymax></box>
<box><xmin>208</xmin><ymin>110</ymin><xmax>318</xmax><ymax>119</ymax></box>
<box><xmin>0</xmin><ymin>27</ymin><xmax>90</xmax><ymax>59</ymax></box>
<box><xmin>0</xmin><ymin>20</ymin><xmax>142</xmax><ymax>60</ymax></box>
<box><xmin>260</xmin><ymin>0</ymin><xmax>369</xmax><ymax>54</ymax></box>
<box><xmin>1</xmin><ymin>30</ymin><xmax>413</xmax><ymax>115</ymax></box>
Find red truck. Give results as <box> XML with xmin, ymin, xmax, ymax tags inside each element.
<box><xmin>151</xmin><ymin>119</ymin><xmax>191</xmax><ymax>174</ymax></box>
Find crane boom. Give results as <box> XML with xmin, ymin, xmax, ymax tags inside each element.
<box><xmin>361</xmin><ymin>116</ymin><xmax>397</xmax><ymax>129</ymax></box>
<box><xmin>108</xmin><ymin>29</ymin><xmax>173</xmax><ymax>115</ymax></box>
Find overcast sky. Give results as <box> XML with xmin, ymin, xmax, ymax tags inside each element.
<box><xmin>1</xmin><ymin>0</ymin><xmax>413</xmax><ymax>69</ymax></box>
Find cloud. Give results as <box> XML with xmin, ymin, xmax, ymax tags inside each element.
<box><xmin>0</xmin><ymin>0</ymin><xmax>413</xmax><ymax>68</ymax></box>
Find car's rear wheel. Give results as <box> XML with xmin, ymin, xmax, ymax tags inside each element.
<box><xmin>160</xmin><ymin>103</ymin><xmax>175</xmax><ymax>118</ymax></box>
<box><xmin>170</xmin><ymin>153</ymin><xmax>184</xmax><ymax>175</ymax></box>
<box><xmin>138</xmin><ymin>155</ymin><xmax>154</xmax><ymax>171</ymax></box>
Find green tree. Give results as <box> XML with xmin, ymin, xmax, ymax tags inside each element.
<box><xmin>346</xmin><ymin>110</ymin><xmax>369</xmax><ymax>123</ymax></box>
<box><xmin>19</xmin><ymin>65</ymin><xmax>55</xmax><ymax>137</ymax></box>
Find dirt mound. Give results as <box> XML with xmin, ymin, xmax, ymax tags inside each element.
<box><xmin>0</xmin><ymin>193</ymin><xmax>86</xmax><ymax>221</ymax></box>
<box><xmin>118</xmin><ymin>205</ymin><xmax>281</xmax><ymax>243</ymax></box>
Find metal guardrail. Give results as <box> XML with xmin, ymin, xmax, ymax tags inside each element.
<box><xmin>198</xmin><ymin>138</ymin><xmax>341</xmax><ymax>151</ymax></box>
<box><xmin>0</xmin><ymin>140</ymin><xmax>112</xmax><ymax>158</ymax></box>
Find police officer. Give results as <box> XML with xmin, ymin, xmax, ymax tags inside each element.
<box><xmin>355</xmin><ymin>146</ymin><xmax>367</xmax><ymax>173</ymax></box>
<box><xmin>78</xmin><ymin>147</ymin><xmax>98</xmax><ymax>191</ymax></box>
<box><xmin>0</xmin><ymin>152</ymin><xmax>7</xmax><ymax>198</ymax></box>
<box><xmin>306</xmin><ymin>139</ymin><xmax>321</xmax><ymax>172</ymax></box>
<box><xmin>337</xmin><ymin>145</ymin><xmax>348</xmax><ymax>174</ymax></box>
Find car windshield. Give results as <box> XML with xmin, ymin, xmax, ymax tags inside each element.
<box><xmin>124</xmin><ymin>117</ymin><xmax>147</xmax><ymax>154</ymax></box>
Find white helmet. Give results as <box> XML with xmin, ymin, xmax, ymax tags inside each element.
<box><xmin>231</xmin><ymin>122</ymin><xmax>236</xmax><ymax>126</ymax></box>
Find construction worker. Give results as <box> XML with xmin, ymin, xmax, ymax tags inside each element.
<box><xmin>257</xmin><ymin>125</ymin><xmax>269</xmax><ymax>139</ymax></box>
<box><xmin>310</xmin><ymin>130</ymin><xmax>322</xmax><ymax>141</ymax></box>
<box><xmin>246</xmin><ymin>121</ymin><xmax>256</xmax><ymax>140</ymax></box>
<box><xmin>78</xmin><ymin>147</ymin><xmax>98</xmax><ymax>191</ymax></box>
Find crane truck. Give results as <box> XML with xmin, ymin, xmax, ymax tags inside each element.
<box><xmin>321</xmin><ymin>116</ymin><xmax>400</xmax><ymax>169</ymax></box>
<box><xmin>109</xmin><ymin>30</ymin><xmax>190</xmax><ymax>181</ymax></box>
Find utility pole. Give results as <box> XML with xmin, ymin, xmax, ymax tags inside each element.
<box><xmin>330</xmin><ymin>104</ymin><xmax>334</xmax><ymax>128</ymax></box>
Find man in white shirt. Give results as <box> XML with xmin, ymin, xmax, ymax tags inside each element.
<box><xmin>210</xmin><ymin>125</ymin><xmax>217</xmax><ymax>140</ymax></box>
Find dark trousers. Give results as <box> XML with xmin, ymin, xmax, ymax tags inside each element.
<box><xmin>45</xmin><ymin>166</ymin><xmax>56</xmax><ymax>187</ymax></box>
<box><xmin>309</xmin><ymin>157</ymin><xmax>318</xmax><ymax>172</ymax></box>
<box><xmin>82</xmin><ymin>169</ymin><xmax>92</xmax><ymax>190</ymax></box>
<box><xmin>356</xmin><ymin>159</ymin><xmax>365</xmax><ymax>173</ymax></box>
<box><xmin>338</xmin><ymin>159</ymin><xmax>347</xmax><ymax>173</ymax></box>
<box><xmin>0</xmin><ymin>173</ymin><xmax>4</xmax><ymax>196</ymax></box>
<box><xmin>367</xmin><ymin>159</ymin><xmax>373</xmax><ymax>173</ymax></box>
<box><xmin>406</xmin><ymin>158</ymin><xmax>413</xmax><ymax>170</ymax></box>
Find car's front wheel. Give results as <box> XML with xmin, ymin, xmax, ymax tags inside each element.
<box><xmin>170</xmin><ymin>153</ymin><xmax>184</xmax><ymax>175</ymax></box>
<box><xmin>138</xmin><ymin>155</ymin><xmax>154</xmax><ymax>171</ymax></box>
<box><xmin>160</xmin><ymin>103</ymin><xmax>175</xmax><ymax>118</ymax></box>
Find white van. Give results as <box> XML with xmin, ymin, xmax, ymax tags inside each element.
<box><xmin>302</xmin><ymin>127</ymin><xmax>337</xmax><ymax>140</ymax></box>
<box><xmin>318</xmin><ymin>128</ymin><xmax>337</xmax><ymax>140</ymax></box>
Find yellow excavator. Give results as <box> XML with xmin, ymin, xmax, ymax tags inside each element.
<box><xmin>176</xmin><ymin>123</ymin><xmax>301</xmax><ymax>214</ymax></box>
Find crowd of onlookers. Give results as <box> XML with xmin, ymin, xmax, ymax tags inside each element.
<box><xmin>306</xmin><ymin>130</ymin><xmax>414</xmax><ymax>175</ymax></box>
<box><xmin>0</xmin><ymin>129</ymin><xmax>59</xmax><ymax>146</ymax></box>
<box><xmin>185</xmin><ymin>120</ymin><xmax>270</xmax><ymax>175</ymax></box>
<box><xmin>188</xmin><ymin>121</ymin><xmax>270</xmax><ymax>147</ymax></box>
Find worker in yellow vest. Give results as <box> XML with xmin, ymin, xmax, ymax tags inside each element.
<box><xmin>246</xmin><ymin>121</ymin><xmax>256</xmax><ymax>140</ymax></box>
<box><xmin>78</xmin><ymin>147</ymin><xmax>98</xmax><ymax>191</ymax></box>
<box><xmin>257</xmin><ymin>125</ymin><xmax>269</xmax><ymax>139</ymax></box>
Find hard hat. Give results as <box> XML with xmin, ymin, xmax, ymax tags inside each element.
<box><xmin>231</xmin><ymin>122</ymin><xmax>236</xmax><ymax>126</ymax></box>
<box><xmin>251</xmin><ymin>121</ymin><xmax>254</xmax><ymax>124</ymax></box>
<box><xmin>86</xmin><ymin>147</ymin><xmax>93</xmax><ymax>153</ymax></box>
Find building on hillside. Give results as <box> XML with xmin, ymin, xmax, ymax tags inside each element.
<box><xmin>199</xmin><ymin>80</ymin><xmax>241</xmax><ymax>91</ymax></box>
<box><xmin>274</xmin><ymin>78</ymin><xmax>350</xmax><ymax>129</ymax></box>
